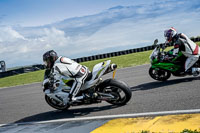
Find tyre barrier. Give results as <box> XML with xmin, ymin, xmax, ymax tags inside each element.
<box><xmin>191</xmin><ymin>37</ymin><xmax>200</xmax><ymax>42</ymax></box>
<box><xmin>0</xmin><ymin>37</ymin><xmax>200</xmax><ymax>78</ymax></box>
<box><xmin>74</xmin><ymin>45</ymin><xmax>157</xmax><ymax>63</ymax></box>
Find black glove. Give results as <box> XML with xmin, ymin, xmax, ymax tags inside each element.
<box><xmin>165</xmin><ymin>42</ymin><xmax>171</xmax><ymax>47</ymax></box>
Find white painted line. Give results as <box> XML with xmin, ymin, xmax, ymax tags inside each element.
<box><xmin>1</xmin><ymin>108</ymin><xmax>200</xmax><ymax>127</ymax></box>
<box><xmin>0</xmin><ymin>124</ymin><xmax>7</xmax><ymax>127</ymax></box>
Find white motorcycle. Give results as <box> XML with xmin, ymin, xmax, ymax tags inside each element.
<box><xmin>42</xmin><ymin>60</ymin><xmax>132</xmax><ymax>110</ymax></box>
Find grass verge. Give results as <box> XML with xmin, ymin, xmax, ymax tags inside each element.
<box><xmin>0</xmin><ymin>70</ymin><xmax>45</xmax><ymax>87</ymax></box>
<box><xmin>142</xmin><ymin>129</ymin><xmax>200</xmax><ymax>133</ymax></box>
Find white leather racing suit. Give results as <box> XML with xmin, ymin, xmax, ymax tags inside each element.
<box><xmin>51</xmin><ymin>56</ymin><xmax>89</xmax><ymax>101</ymax></box>
<box><xmin>172</xmin><ymin>33</ymin><xmax>200</xmax><ymax>72</ymax></box>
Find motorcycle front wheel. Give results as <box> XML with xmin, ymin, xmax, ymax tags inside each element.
<box><xmin>149</xmin><ymin>67</ymin><xmax>171</xmax><ymax>81</ymax></box>
<box><xmin>99</xmin><ymin>79</ymin><xmax>132</xmax><ymax>105</ymax></box>
<box><xmin>45</xmin><ymin>95</ymin><xmax>70</xmax><ymax>111</ymax></box>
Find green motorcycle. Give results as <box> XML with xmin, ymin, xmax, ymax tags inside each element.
<box><xmin>149</xmin><ymin>39</ymin><xmax>200</xmax><ymax>81</ymax></box>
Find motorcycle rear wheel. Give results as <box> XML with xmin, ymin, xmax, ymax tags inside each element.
<box><xmin>149</xmin><ymin>67</ymin><xmax>171</xmax><ymax>81</ymax></box>
<box><xmin>99</xmin><ymin>79</ymin><xmax>132</xmax><ymax>105</ymax></box>
<box><xmin>45</xmin><ymin>95</ymin><xmax>70</xmax><ymax>111</ymax></box>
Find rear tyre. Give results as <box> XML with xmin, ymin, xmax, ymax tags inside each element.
<box><xmin>45</xmin><ymin>95</ymin><xmax>70</xmax><ymax>111</ymax></box>
<box><xmin>149</xmin><ymin>67</ymin><xmax>171</xmax><ymax>81</ymax></box>
<box><xmin>99</xmin><ymin>79</ymin><xmax>132</xmax><ymax>105</ymax></box>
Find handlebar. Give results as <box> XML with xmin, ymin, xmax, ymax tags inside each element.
<box><xmin>155</xmin><ymin>43</ymin><xmax>174</xmax><ymax>61</ymax></box>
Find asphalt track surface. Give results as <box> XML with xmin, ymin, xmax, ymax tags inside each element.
<box><xmin>0</xmin><ymin>64</ymin><xmax>200</xmax><ymax>125</ymax></box>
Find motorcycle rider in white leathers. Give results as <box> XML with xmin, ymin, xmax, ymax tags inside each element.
<box><xmin>164</xmin><ymin>27</ymin><xmax>200</xmax><ymax>76</ymax></box>
<box><xmin>43</xmin><ymin>50</ymin><xmax>89</xmax><ymax>102</ymax></box>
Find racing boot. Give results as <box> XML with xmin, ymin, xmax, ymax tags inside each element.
<box><xmin>192</xmin><ymin>67</ymin><xmax>200</xmax><ymax>76</ymax></box>
<box><xmin>176</xmin><ymin>67</ymin><xmax>185</xmax><ymax>75</ymax></box>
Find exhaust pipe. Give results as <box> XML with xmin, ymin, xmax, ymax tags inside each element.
<box><xmin>103</xmin><ymin>63</ymin><xmax>118</xmax><ymax>76</ymax></box>
<box><xmin>111</xmin><ymin>63</ymin><xmax>117</xmax><ymax>70</ymax></box>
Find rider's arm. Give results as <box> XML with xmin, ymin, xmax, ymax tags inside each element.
<box><xmin>44</xmin><ymin>69</ymin><xmax>51</xmax><ymax>79</ymax></box>
<box><xmin>172</xmin><ymin>39</ymin><xmax>184</xmax><ymax>55</ymax></box>
<box><xmin>54</xmin><ymin>57</ymin><xmax>88</xmax><ymax>99</ymax></box>
<box><xmin>55</xmin><ymin>57</ymin><xmax>82</xmax><ymax>77</ymax></box>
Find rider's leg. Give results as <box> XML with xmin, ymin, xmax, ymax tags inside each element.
<box><xmin>185</xmin><ymin>55</ymin><xmax>199</xmax><ymax>75</ymax></box>
<box><xmin>70</xmin><ymin>67</ymin><xmax>88</xmax><ymax>101</ymax></box>
<box><xmin>192</xmin><ymin>67</ymin><xmax>200</xmax><ymax>73</ymax></box>
<box><xmin>192</xmin><ymin>47</ymin><xmax>200</xmax><ymax>75</ymax></box>
<box><xmin>185</xmin><ymin>55</ymin><xmax>199</xmax><ymax>71</ymax></box>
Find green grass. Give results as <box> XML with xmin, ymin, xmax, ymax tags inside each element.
<box><xmin>0</xmin><ymin>42</ymin><xmax>199</xmax><ymax>88</ymax></box>
<box><xmin>180</xmin><ymin>129</ymin><xmax>200</xmax><ymax>133</ymax></box>
<box><xmin>81</xmin><ymin>50</ymin><xmax>153</xmax><ymax>70</ymax></box>
<box><xmin>141</xmin><ymin>129</ymin><xmax>200</xmax><ymax>133</ymax></box>
<box><xmin>0</xmin><ymin>70</ymin><xmax>45</xmax><ymax>87</ymax></box>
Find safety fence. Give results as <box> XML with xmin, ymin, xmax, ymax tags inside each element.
<box><xmin>0</xmin><ymin>64</ymin><xmax>45</xmax><ymax>78</ymax></box>
<box><xmin>0</xmin><ymin>37</ymin><xmax>199</xmax><ymax>78</ymax></box>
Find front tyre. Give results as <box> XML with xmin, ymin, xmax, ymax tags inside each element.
<box><xmin>45</xmin><ymin>95</ymin><xmax>70</xmax><ymax>111</ymax></box>
<box><xmin>149</xmin><ymin>67</ymin><xmax>171</xmax><ymax>81</ymax></box>
<box><xmin>99</xmin><ymin>79</ymin><xmax>132</xmax><ymax>105</ymax></box>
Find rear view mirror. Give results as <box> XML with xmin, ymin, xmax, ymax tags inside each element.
<box><xmin>153</xmin><ymin>39</ymin><xmax>158</xmax><ymax>46</ymax></box>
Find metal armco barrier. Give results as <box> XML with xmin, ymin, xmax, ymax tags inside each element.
<box><xmin>0</xmin><ymin>37</ymin><xmax>200</xmax><ymax>78</ymax></box>
<box><xmin>0</xmin><ymin>64</ymin><xmax>45</xmax><ymax>78</ymax></box>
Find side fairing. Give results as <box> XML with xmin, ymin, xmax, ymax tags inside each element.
<box><xmin>152</xmin><ymin>62</ymin><xmax>180</xmax><ymax>72</ymax></box>
<box><xmin>82</xmin><ymin>60</ymin><xmax>111</xmax><ymax>89</ymax></box>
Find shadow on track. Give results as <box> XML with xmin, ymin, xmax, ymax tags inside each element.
<box><xmin>131</xmin><ymin>76</ymin><xmax>200</xmax><ymax>91</ymax></box>
<box><xmin>14</xmin><ymin>104</ymin><xmax>119</xmax><ymax>123</ymax></box>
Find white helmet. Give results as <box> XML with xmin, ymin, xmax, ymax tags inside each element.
<box><xmin>164</xmin><ymin>27</ymin><xmax>177</xmax><ymax>43</ymax></box>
